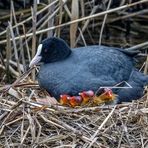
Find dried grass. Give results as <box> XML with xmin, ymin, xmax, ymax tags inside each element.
<box><xmin>0</xmin><ymin>77</ymin><xmax>148</xmax><ymax>147</ymax></box>
<box><xmin>0</xmin><ymin>0</ymin><xmax>148</xmax><ymax>147</ymax></box>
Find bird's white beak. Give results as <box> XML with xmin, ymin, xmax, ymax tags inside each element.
<box><xmin>29</xmin><ymin>44</ymin><xmax>43</xmax><ymax>67</ymax></box>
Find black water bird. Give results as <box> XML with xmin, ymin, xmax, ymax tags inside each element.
<box><xmin>29</xmin><ymin>37</ymin><xmax>148</xmax><ymax>103</ymax></box>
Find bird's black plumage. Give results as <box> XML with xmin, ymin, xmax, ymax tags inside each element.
<box><xmin>30</xmin><ymin>37</ymin><xmax>148</xmax><ymax>102</ymax></box>
<box><xmin>116</xmin><ymin>69</ymin><xmax>148</xmax><ymax>103</ymax></box>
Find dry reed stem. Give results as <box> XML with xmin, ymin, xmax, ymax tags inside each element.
<box><xmin>0</xmin><ymin>0</ymin><xmax>59</xmax><ymax>37</ymax></box>
<box><xmin>8</xmin><ymin>22</ymin><xmax>21</xmax><ymax>75</ymax></box>
<box><xmin>70</xmin><ymin>0</ymin><xmax>79</xmax><ymax>48</ymax></box>
<box><xmin>75</xmin><ymin>5</ymin><xmax>99</xmax><ymax>46</ymax></box>
<box><xmin>11</xmin><ymin>0</ymin><xmax>25</xmax><ymax>66</ymax></box>
<box><xmin>6</xmin><ymin>27</ymin><xmax>11</xmax><ymax>81</ymax></box>
<box><xmin>31</xmin><ymin>0</ymin><xmax>37</xmax><ymax>81</ymax></box>
<box><xmin>99</xmin><ymin>0</ymin><xmax>112</xmax><ymax>45</ymax></box>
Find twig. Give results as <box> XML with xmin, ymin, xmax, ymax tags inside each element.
<box><xmin>6</xmin><ymin>27</ymin><xmax>11</xmax><ymax>81</ymax></box>
<box><xmin>127</xmin><ymin>41</ymin><xmax>148</xmax><ymax>51</ymax></box>
<box><xmin>8</xmin><ymin>22</ymin><xmax>21</xmax><ymax>75</ymax></box>
<box><xmin>87</xmin><ymin>106</ymin><xmax>116</xmax><ymax>148</ymax></box>
<box><xmin>31</xmin><ymin>0</ymin><xmax>37</xmax><ymax>81</ymax></box>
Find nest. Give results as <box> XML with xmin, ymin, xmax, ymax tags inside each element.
<box><xmin>0</xmin><ymin>69</ymin><xmax>148</xmax><ymax>148</ymax></box>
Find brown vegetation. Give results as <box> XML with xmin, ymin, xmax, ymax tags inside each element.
<box><xmin>0</xmin><ymin>0</ymin><xmax>148</xmax><ymax>147</ymax></box>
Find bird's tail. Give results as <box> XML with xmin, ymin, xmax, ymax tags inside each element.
<box><xmin>144</xmin><ymin>75</ymin><xmax>148</xmax><ymax>85</ymax></box>
<box><xmin>130</xmin><ymin>69</ymin><xmax>148</xmax><ymax>86</ymax></box>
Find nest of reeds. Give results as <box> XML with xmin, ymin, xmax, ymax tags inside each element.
<box><xmin>0</xmin><ymin>0</ymin><xmax>148</xmax><ymax>147</ymax></box>
<box><xmin>0</xmin><ymin>68</ymin><xmax>147</xmax><ymax>147</ymax></box>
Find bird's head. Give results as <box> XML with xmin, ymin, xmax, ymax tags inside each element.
<box><xmin>29</xmin><ymin>37</ymin><xmax>71</xmax><ymax>67</ymax></box>
<box><xmin>103</xmin><ymin>88</ymin><xmax>113</xmax><ymax>98</ymax></box>
<box><xmin>93</xmin><ymin>88</ymin><xmax>117</xmax><ymax>105</ymax></box>
<box><xmin>79</xmin><ymin>90</ymin><xmax>94</xmax><ymax>99</ymax></box>
<box><xmin>59</xmin><ymin>94</ymin><xmax>70</xmax><ymax>105</ymax></box>
<box><xmin>68</xmin><ymin>96</ymin><xmax>82</xmax><ymax>107</ymax></box>
<box><xmin>96</xmin><ymin>88</ymin><xmax>113</xmax><ymax>98</ymax></box>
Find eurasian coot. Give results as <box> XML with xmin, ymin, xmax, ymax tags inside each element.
<box><xmin>29</xmin><ymin>37</ymin><xmax>148</xmax><ymax>103</ymax></box>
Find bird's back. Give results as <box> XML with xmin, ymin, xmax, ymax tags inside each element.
<box><xmin>38</xmin><ymin>45</ymin><xmax>135</xmax><ymax>98</ymax></box>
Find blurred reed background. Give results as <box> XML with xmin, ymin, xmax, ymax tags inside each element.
<box><xmin>0</xmin><ymin>0</ymin><xmax>148</xmax><ymax>82</ymax></box>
